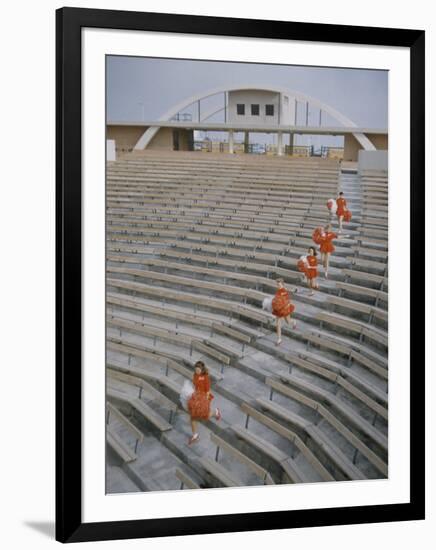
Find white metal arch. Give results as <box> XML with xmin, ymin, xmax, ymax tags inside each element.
<box><xmin>133</xmin><ymin>84</ymin><xmax>375</xmax><ymax>151</ymax></box>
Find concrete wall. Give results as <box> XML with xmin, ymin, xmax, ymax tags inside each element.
<box><xmin>178</xmin><ymin>129</ymin><xmax>194</xmax><ymax>151</ymax></box>
<box><xmin>358</xmin><ymin>150</ymin><xmax>388</xmax><ymax>172</ymax></box>
<box><xmin>344</xmin><ymin>133</ymin><xmax>389</xmax><ymax>162</ymax></box>
<box><xmin>107</xmin><ymin>125</ymin><xmax>148</xmax><ymax>152</ymax></box>
<box><xmin>106</xmin><ymin>140</ymin><xmax>116</xmax><ymax>161</ymax></box>
<box><xmin>147</xmin><ymin>127</ymin><xmax>173</xmax><ymax>150</ymax></box>
<box><xmin>366</xmin><ymin>133</ymin><xmax>388</xmax><ymax>150</ymax></box>
<box><xmin>106</xmin><ymin>125</ymin><xmax>193</xmax><ymax>152</ymax></box>
<box><xmin>280</xmin><ymin>94</ymin><xmax>295</xmax><ymax>125</ymax></box>
<box><xmin>148</xmin><ymin>127</ymin><xmax>193</xmax><ymax>151</ymax></box>
<box><xmin>343</xmin><ymin>134</ymin><xmax>362</xmax><ymax>162</ymax></box>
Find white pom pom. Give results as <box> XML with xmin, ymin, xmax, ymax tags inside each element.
<box><xmin>179</xmin><ymin>380</ymin><xmax>195</xmax><ymax>411</ymax></box>
<box><xmin>262</xmin><ymin>296</ymin><xmax>273</xmax><ymax>312</ymax></box>
<box><xmin>327</xmin><ymin>198</ymin><xmax>337</xmax><ymax>214</ymax></box>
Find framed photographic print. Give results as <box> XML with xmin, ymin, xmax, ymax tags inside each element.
<box><xmin>56</xmin><ymin>6</ymin><xmax>425</xmax><ymax>543</ymax></box>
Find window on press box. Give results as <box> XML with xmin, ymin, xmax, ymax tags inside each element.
<box><xmin>236</xmin><ymin>104</ymin><xmax>245</xmax><ymax>115</ymax></box>
<box><xmin>265</xmin><ymin>104</ymin><xmax>274</xmax><ymax>116</ymax></box>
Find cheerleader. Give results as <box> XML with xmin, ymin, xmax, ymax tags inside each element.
<box><xmin>336</xmin><ymin>192</ymin><xmax>347</xmax><ymax>232</ymax></box>
<box><xmin>272</xmin><ymin>278</ymin><xmax>296</xmax><ymax>346</ymax></box>
<box><xmin>187</xmin><ymin>361</ymin><xmax>221</xmax><ymax>445</ymax></box>
<box><xmin>305</xmin><ymin>247</ymin><xmax>319</xmax><ymax>295</ymax></box>
<box><xmin>318</xmin><ymin>224</ymin><xmax>338</xmax><ymax>279</ymax></box>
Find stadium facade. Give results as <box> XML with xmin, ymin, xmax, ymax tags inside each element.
<box><xmin>107</xmin><ymin>86</ymin><xmax>388</xmax><ymax>162</ymax></box>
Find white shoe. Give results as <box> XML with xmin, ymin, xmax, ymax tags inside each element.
<box><xmin>188</xmin><ymin>433</ymin><xmax>200</xmax><ymax>445</ymax></box>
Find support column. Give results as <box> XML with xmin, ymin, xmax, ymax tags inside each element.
<box><xmin>228</xmin><ymin>130</ymin><xmax>234</xmax><ymax>154</ymax></box>
<box><xmin>277</xmin><ymin>131</ymin><xmax>284</xmax><ymax>156</ymax></box>
<box><xmin>224</xmin><ymin>92</ymin><xmax>227</xmax><ymax>123</ymax></box>
<box><xmin>289</xmin><ymin>133</ymin><xmax>294</xmax><ymax>156</ymax></box>
<box><xmin>244</xmin><ymin>131</ymin><xmax>249</xmax><ymax>154</ymax></box>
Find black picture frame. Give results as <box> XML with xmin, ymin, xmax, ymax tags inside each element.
<box><xmin>56</xmin><ymin>7</ymin><xmax>425</xmax><ymax>543</ymax></box>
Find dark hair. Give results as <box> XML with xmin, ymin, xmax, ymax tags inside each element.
<box><xmin>339</xmin><ymin>191</ymin><xmax>344</xmax><ymax>196</ymax></box>
<box><xmin>194</xmin><ymin>360</ymin><xmax>208</xmax><ymax>375</ymax></box>
<box><xmin>308</xmin><ymin>246</ymin><xmax>317</xmax><ymax>256</ymax></box>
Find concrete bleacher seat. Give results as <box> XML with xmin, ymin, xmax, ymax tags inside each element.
<box><xmin>107</xmin><ymin>277</ymin><xmax>273</xmax><ymax>325</ymax></box>
<box><xmin>255</xmin><ymin>398</ymin><xmax>366</xmax><ymax>481</ymax></box>
<box><xmin>107</xmin><ymin>338</ymin><xmax>225</xmax><ymax>381</ymax></box>
<box><xmin>230</xmin><ymin>425</ymin><xmax>308</xmax><ymax>484</ymax></box>
<box><xmin>107</xmin><ymin>428</ymin><xmax>138</xmax><ymax>463</ymax></box>
<box><xmin>269</xmin><ymin>373</ymin><xmax>387</xmax><ymax>448</ymax></box>
<box><xmin>336</xmin><ymin>282</ymin><xmax>388</xmax><ymax>307</ymax></box>
<box><xmin>326</xmin><ymin>295</ymin><xmax>388</xmax><ymax>327</ymax></box>
<box><xmin>240</xmin><ymin>402</ymin><xmax>335</xmax><ymax>482</ymax></box>
<box><xmin>274</xmin><ymin>349</ymin><xmax>388</xmax><ymax>419</ymax></box>
<box><xmin>265</xmin><ymin>378</ymin><xmax>387</xmax><ymax>476</ymax></box>
<box><xmin>175</xmin><ymin>467</ymin><xmax>201</xmax><ymax>490</ymax></box>
<box><xmin>108</xmin><ymin>387</ymin><xmax>173</xmax><ymax>433</ymax></box>
<box><xmin>316</xmin><ymin>311</ymin><xmax>388</xmax><ymax>351</ymax></box>
<box><xmin>106</xmin><ymin>401</ymin><xmax>144</xmax><ymax>460</ymax></box>
<box><xmin>210</xmin><ymin>431</ymin><xmax>275</xmax><ymax>485</ymax></box>
<box><xmin>342</xmin><ymin>269</ymin><xmax>388</xmax><ymax>291</ymax></box>
<box><xmin>108</xmin><ymin>367</ymin><xmax>179</xmax><ymax>420</ymax></box>
<box><xmin>196</xmin><ymin>457</ymin><xmax>243</xmax><ymax>488</ymax></box>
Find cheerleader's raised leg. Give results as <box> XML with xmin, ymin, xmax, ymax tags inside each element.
<box><xmin>324</xmin><ymin>252</ymin><xmax>330</xmax><ymax>278</ymax></box>
<box><xmin>284</xmin><ymin>314</ymin><xmax>297</xmax><ymax>330</ymax></box>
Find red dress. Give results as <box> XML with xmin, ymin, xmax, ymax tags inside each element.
<box><xmin>272</xmin><ymin>288</ymin><xmax>295</xmax><ymax>318</ymax></box>
<box><xmin>336</xmin><ymin>197</ymin><xmax>347</xmax><ymax>217</ymax></box>
<box><xmin>188</xmin><ymin>373</ymin><xmax>213</xmax><ymax>420</ymax></box>
<box><xmin>306</xmin><ymin>255</ymin><xmax>318</xmax><ymax>279</ymax></box>
<box><xmin>320</xmin><ymin>231</ymin><xmax>337</xmax><ymax>254</ymax></box>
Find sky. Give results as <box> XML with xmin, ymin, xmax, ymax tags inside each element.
<box><xmin>106</xmin><ymin>56</ymin><xmax>388</xmax><ymax>148</ymax></box>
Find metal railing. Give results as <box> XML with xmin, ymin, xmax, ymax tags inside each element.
<box><xmin>188</xmin><ymin>140</ymin><xmax>344</xmax><ymax>158</ymax></box>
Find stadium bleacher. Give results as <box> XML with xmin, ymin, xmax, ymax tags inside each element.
<box><xmin>105</xmin><ymin>151</ymin><xmax>388</xmax><ymax>490</ymax></box>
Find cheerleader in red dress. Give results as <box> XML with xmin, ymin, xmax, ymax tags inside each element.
<box><xmin>336</xmin><ymin>192</ymin><xmax>347</xmax><ymax>232</ymax></box>
<box><xmin>187</xmin><ymin>361</ymin><xmax>221</xmax><ymax>445</ymax></box>
<box><xmin>305</xmin><ymin>247</ymin><xmax>319</xmax><ymax>296</ymax></box>
<box><xmin>272</xmin><ymin>278</ymin><xmax>296</xmax><ymax>346</ymax></box>
<box><xmin>319</xmin><ymin>224</ymin><xmax>338</xmax><ymax>279</ymax></box>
